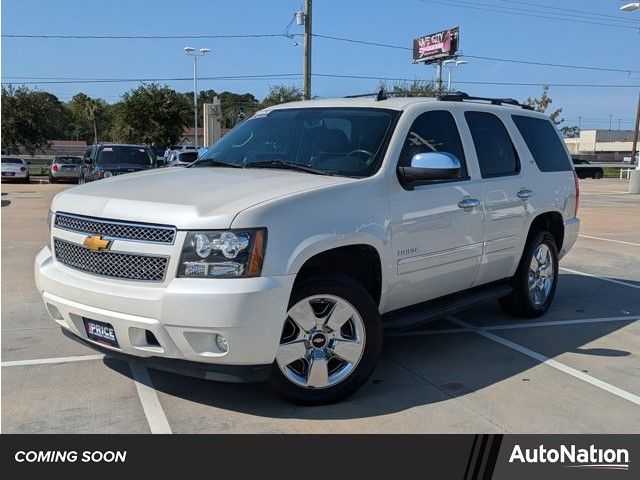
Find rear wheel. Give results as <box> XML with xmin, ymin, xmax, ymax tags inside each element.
<box><xmin>271</xmin><ymin>272</ymin><xmax>382</xmax><ymax>405</ymax></box>
<box><xmin>498</xmin><ymin>231</ymin><xmax>558</xmax><ymax>318</ymax></box>
<box><xmin>49</xmin><ymin>176</ymin><xmax>56</xmax><ymax>184</ymax></box>
<box><xmin>592</xmin><ymin>170</ymin><xmax>603</xmax><ymax>179</ymax></box>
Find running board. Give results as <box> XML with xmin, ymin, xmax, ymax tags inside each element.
<box><xmin>382</xmin><ymin>281</ymin><xmax>513</xmax><ymax>332</ymax></box>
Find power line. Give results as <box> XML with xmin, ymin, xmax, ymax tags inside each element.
<box><xmin>419</xmin><ymin>0</ymin><xmax>640</xmax><ymax>30</ymax></box>
<box><xmin>313</xmin><ymin>34</ymin><xmax>640</xmax><ymax>74</ymax></box>
<box><xmin>4</xmin><ymin>73</ymin><xmax>637</xmax><ymax>88</ymax></box>
<box><xmin>495</xmin><ymin>0</ymin><xmax>640</xmax><ymax>23</ymax></box>
<box><xmin>2</xmin><ymin>33</ymin><xmax>292</xmax><ymax>39</ymax></box>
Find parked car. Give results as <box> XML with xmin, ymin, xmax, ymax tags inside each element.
<box><xmin>35</xmin><ymin>92</ymin><xmax>580</xmax><ymax>405</ymax></box>
<box><xmin>166</xmin><ymin>150</ymin><xmax>198</xmax><ymax>167</ymax></box>
<box><xmin>572</xmin><ymin>158</ymin><xmax>604</xmax><ymax>179</ymax></box>
<box><xmin>49</xmin><ymin>156</ymin><xmax>82</xmax><ymax>184</ymax></box>
<box><xmin>79</xmin><ymin>144</ymin><xmax>156</xmax><ymax>183</ymax></box>
<box><xmin>1</xmin><ymin>156</ymin><xmax>30</xmax><ymax>183</ymax></box>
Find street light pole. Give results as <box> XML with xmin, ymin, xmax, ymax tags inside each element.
<box><xmin>303</xmin><ymin>0</ymin><xmax>312</xmax><ymax>100</ymax></box>
<box><xmin>184</xmin><ymin>47</ymin><xmax>211</xmax><ymax>148</ymax></box>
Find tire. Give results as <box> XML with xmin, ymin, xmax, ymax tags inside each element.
<box><xmin>592</xmin><ymin>171</ymin><xmax>603</xmax><ymax>179</ymax></box>
<box><xmin>270</xmin><ymin>272</ymin><xmax>382</xmax><ymax>405</ymax></box>
<box><xmin>49</xmin><ymin>176</ymin><xmax>56</xmax><ymax>184</ymax></box>
<box><xmin>498</xmin><ymin>231</ymin><xmax>559</xmax><ymax>318</ymax></box>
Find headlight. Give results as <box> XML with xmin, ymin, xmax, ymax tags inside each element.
<box><xmin>177</xmin><ymin>229</ymin><xmax>267</xmax><ymax>278</ymax></box>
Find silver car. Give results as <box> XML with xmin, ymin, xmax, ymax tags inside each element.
<box><xmin>1</xmin><ymin>156</ymin><xmax>30</xmax><ymax>183</ymax></box>
<box><xmin>49</xmin><ymin>156</ymin><xmax>82</xmax><ymax>183</ymax></box>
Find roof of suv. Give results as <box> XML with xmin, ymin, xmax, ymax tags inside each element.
<box><xmin>263</xmin><ymin>96</ymin><xmax>549</xmax><ymax>119</ymax></box>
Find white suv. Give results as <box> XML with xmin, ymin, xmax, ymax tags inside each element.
<box><xmin>35</xmin><ymin>93</ymin><xmax>580</xmax><ymax>404</ymax></box>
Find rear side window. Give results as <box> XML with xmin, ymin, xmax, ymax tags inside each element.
<box><xmin>465</xmin><ymin>111</ymin><xmax>519</xmax><ymax>178</ymax></box>
<box><xmin>2</xmin><ymin>158</ymin><xmax>23</xmax><ymax>164</ymax></box>
<box><xmin>512</xmin><ymin>115</ymin><xmax>572</xmax><ymax>172</ymax></box>
<box><xmin>398</xmin><ymin>110</ymin><xmax>468</xmax><ymax>178</ymax></box>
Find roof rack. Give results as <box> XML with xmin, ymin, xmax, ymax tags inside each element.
<box><xmin>343</xmin><ymin>89</ymin><xmax>389</xmax><ymax>101</ymax></box>
<box><xmin>437</xmin><ymin>91</ymin><xmax>534</xmax><ymax>110</ymax></box>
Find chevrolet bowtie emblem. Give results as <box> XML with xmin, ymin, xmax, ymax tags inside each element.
<box><xmin>83</xmin><ymin>235</ymin><xmax>111</xmax><ymax>252</ymax></box>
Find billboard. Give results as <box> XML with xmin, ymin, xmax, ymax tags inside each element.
<box><xmin>413</xmin><ymin>27</ymin><xmax>460</xmax><ymax>63</ymax></box>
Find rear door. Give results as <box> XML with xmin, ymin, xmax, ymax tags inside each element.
<box><xmin>463</xmin><ymin>110</ymin><xmax>527</xmax><ymax>286</ymax></box>
<box><xmin>386</xmin><ymin>108</ymin><xmax>484</xmax><ymax>311</ymax></box>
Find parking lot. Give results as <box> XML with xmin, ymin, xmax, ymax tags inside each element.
<box><xmin>1</xmin><ymin>177</ymin><xmax>639</xmax><ymax>433</ymax></box>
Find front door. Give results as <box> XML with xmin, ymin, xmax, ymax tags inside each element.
<box><xmin>385</xmin><ymin>109</ymin><xmax>484</xmax><ymax>312</ymax></box>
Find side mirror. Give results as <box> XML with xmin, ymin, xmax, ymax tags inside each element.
<box><xmin>398</xmin><ymin>152</ymin><xmax>461</xmax><ymax>187</ymax></box>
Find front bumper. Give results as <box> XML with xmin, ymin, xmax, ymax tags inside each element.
<box><xmin>560</xmin><ymin>217</ymin><xmax>580</xmax><ymax>259</ymax></box>
<box><xmin>35</xmin><ymin>247</ymin><xmax>296</xmax><ymax>374</ymax></box>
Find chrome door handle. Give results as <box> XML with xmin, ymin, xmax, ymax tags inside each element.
<box><xmin>517</xmin><ymin>189</ymin><xmax>534</xmax><ymax>199</ymax></box>
<box><xmin>458</xmin><ymin>198</ymin><xmax>481</xmax><ymax>209</ymax></box>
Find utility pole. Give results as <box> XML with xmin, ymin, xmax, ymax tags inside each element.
<box><xmin>609</xmin><ymin>114</ymin><xmax>614</xmax><ymax>131</ymax></box>
<box><xmin>303</xmin><ymin>0</ymin><xmax>312</xmax><ymax>100</ymax></box>
<box><xmin>631</xmin><ymin>91</ymin><xmax>640</xmax><ymax>167</ymax></box>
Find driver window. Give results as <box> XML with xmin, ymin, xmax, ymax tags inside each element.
<box><xmin>398</xmin><ymin>110</ymin><xmax>467</xmax><ymax>178</ymax></box>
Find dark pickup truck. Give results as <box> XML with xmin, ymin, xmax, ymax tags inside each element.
<box><xmin>573</xmin><ymin>159</ymin><xmax>604</xmax><ymax>179</ymax></box>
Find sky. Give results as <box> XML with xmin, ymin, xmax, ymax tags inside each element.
<box><xmin>2</xmin><ymin>0</ymin><xmax>639</xmax><ymax>130</ymax></box>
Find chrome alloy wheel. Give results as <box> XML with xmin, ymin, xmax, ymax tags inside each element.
<box><xmin>277</xmin><ymin>295</ymin><xmax>366</xmax><ymax>389</ymax></box>
<box><xmin>528</xmin><ymin>244</ymin><xmax>554</xmax><ymax>306</ymax></box>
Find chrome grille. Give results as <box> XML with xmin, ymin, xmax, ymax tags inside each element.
<box><xmin>54</xmin><ymin>239</ymin><xmax>168</xmax><ymax>282</ymax></box>
<box><xmin>54</xmin><ymin>212</ymin><xmax>176</xmax><ymax>244</ymax></box>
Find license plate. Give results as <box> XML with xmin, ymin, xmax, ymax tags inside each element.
<box><xmin>83</xmin><ymin>318</ymin><xmax>119</xmax><ymax>348</ymax></box>
<box><xmin>2</xmin><ymin>172</ymin><xmax>15</xmax><ymax>176</ymax></box>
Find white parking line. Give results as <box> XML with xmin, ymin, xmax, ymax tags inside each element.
<box><xmin>1</xmin><ymin>354</ymin><xmax>104</xmax><ymax>367</ymax></box>
<box><xmin>560</xmin><ymin>267</ymin><xmax>640</xmax><ymax>290</ymax></box>
<box><xmin>386</xmin><ymin>327</ymin><xmax>472</xmax><ymax>337</ymax></box>
<box><xmin>580</xmin><ymin>199</ymin><xmax>637</xmax><ymax>207</ymax></box>
<box><xmin>129</xmin><ymin>362</ymin><xmax>172</xmax><ymax>434</ymax></box>
<box><xmin>449</xmin><ymin>317</ymin><xmax>640</xmax><ymax>407</ymax></box>
<box><xmin>484</xmin><ymin>315</ymin><xmax>639</xmax><ymax>331</ymax></box>
<box><xmin>579</xmin><ymin>234</ymin><xmax>640</xmax><ymax>248</ymax></box>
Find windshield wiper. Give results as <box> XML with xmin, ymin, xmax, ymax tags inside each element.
<box><xmin>245</xmin><ymin>160</ymin><xmax>331</xmax><ymax>176</ymax></box>
<box><xmin>192</xmin><ymin>159</ymin><xmax>244</xmax><ymax>168</ymax></box>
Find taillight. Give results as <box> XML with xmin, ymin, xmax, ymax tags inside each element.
<box><xmin>573</xmin><ymin>170</ymin><xmax>580</xmax><ymax>217</ymax></box>
<box><xmin>51</xmin><ymin>164</ymin><xmax>58</xmax><ymax>172</ymax></box>
<box><xmin>20</xmin><ymin>166</ymin><xmax>26</xmax><ymax>172</ymax></box>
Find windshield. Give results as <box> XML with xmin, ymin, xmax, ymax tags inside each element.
<box><xmin>97</xmin><ymin>146</ymin><xmax>154</xmax><ymax>166</ymax></box>
<box><xmin>195</xmin><ymin>107</ymin><xmax>397</xmax><ymax>177</ymax></box>
<box><xmin>55</xmin><ymin>157</ymin><xmax>81</xmax><ymax>165</ymax></box>
<box><xmin>2</xmin><ymin>158</ymin><xmax>23</xmax><ymax>164</ymax></box>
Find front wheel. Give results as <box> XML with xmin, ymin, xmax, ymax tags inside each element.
<box><xmin>271</xmin><ymin>272</ymin><xmax>382</xmax><ymax>405</ymax></box>
<box><xmin>593</xmin><ymin>170</ymin><xmax>603</xmax><ymax>179</ymax></box>
<box><xmin>499</xmin><ymin>231</ymin><xmax>559</xmax><ymax>318</ymax></box>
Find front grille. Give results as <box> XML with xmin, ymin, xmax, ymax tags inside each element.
<box><xmin>54</xmin><ymin>212</ymin><xmax>176</xmax><ymax>244</ymax></box>
<box><xmin>54</xmin><ymin>239</ymin><xmax>168</xmax><ymax>282</ymax></box>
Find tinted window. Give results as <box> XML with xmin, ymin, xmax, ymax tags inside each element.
<box><xmin>177</xmin><ymin>151</ymin><xmax>198</xmax><ymax>162</ymax></box>
<box><xmin>398</xmin><ymin>110</ymin><xmax>467</xmax><ymax>178</ymax></box>
<box><xmin>465</xmin><ymin>111</ymin><xmax>519</xmax><ymax>178</ymax></box>
<box><xmin>512</xmin><ymin>115</ymin><xmax>572</xmax><ymax>172</ymax></box>
<box><xmin>55</xmin><ymin>157</ymin><xmax>81</xmax><ymax>164</ymax></box>
<box><xmin>97</xmin><ymin>146</ymin><xmax>154</xmax><ymax>166</ymax></box>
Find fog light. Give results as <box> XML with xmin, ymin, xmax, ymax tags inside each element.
<box><xmin>215</xmin><ymin>334</ymin><xmax>228</xmax><ymax>353</ymax></box>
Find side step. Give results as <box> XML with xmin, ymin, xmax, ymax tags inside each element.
<box><xmin>382</xmin><ymin>281</ymin><xmax>513</xmax><ymax>332</ymax></box>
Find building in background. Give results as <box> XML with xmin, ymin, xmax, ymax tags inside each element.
<box><xmin>564</xmin><ymin>130</ymin><xmax>636</xmax><ymax>162</ymax></box>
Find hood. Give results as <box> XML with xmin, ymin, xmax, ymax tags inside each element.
<box><xmin>52</xmin><ymin>167</ymin><xmax>353</xmax><ymax>229</ymax></box>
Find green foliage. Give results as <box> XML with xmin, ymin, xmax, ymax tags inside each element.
<box><xmin>379</xmin><ymin>79</ymin><xmax>439</xmax><ymax>97</ymax></box>
<box><xmin>113</xmin><ymin>83</ymin><xmax>191</xmax><ymax>146</ymax></box>
<box><xmin>525</xmin><ymin>85</ymin><xmax>564</xmax><ymax>125</ymax></box>
<box><xmin>1</xmin><ymin>85</ymin><xmax>70</xmax><ymax>154</ymax></box>
<box><xmin>559</xmin><ymin>125</ymin><xmax>580</xmax><ymax>138</ymax></box>
<box><xmin>67</xmin><ymin>93</ymin><xmax>113</xmax><ymax>143</ymax></box>
<box><xmin>186</xmin><ymin>89</ymin><xmax>262</xmax><ymax>128</ymax></box>
<box><xmin>261</xmin><ymin>85</ymin><xmax>304</xmax><ymax>108</ymax></box>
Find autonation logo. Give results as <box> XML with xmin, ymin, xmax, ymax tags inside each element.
<box><xmin>509</xmin><ymin>444</ymin><xmax>630</xmax><ymax>471</ymax></box>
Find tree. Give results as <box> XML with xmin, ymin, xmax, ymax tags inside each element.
<box><xmin>67</xmin><ymin>93</ymin><xmax>112</xmax><ymax>143</ymax></box>
<box><xmin>1</xmin><ymin>85</ymin><xmax>69</xmax><ymax>154</ymax></box>
<box><xmin>113</xmin><ymin>83</ymin><xmax>191</xmax><ymax>146</ymax></box>
<box><xmin>261</xmin><ymin>85</ymin><xmax>304</xmax><ymax>108</ymax></box>
<box><xmin>560</xmin><ymin>125</ymin><xmax>580</xmax><ymax>138</ymax></box>
<box><xmin>379</xmin><ymin>79</ymin><xmax>438</xmax><ymax>97</ymax></box>
<box><xmin>525</xmin><ymin>85</ymin><xmax>564</xmax><ymax>125</ymax></box>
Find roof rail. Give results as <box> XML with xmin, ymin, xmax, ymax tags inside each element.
<box><xmin>437</xmin><ymin>91</ymin><xmax>534</xmax><ymax>110</ymax></box>
<box><xmin>343</xmin><ymin>89</ymin><xmax>388</xmax><ymax>101</ymax></box>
